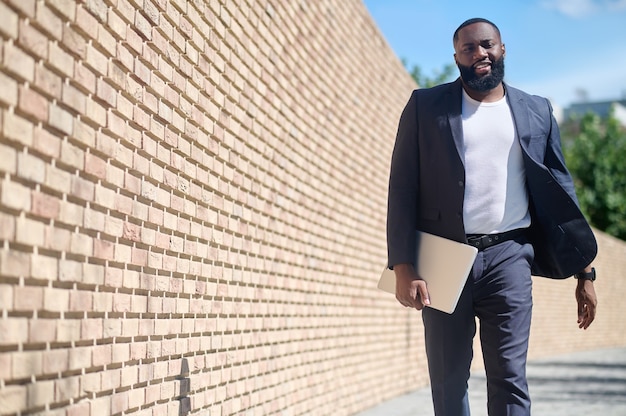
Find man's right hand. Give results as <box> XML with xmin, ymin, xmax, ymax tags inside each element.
<box><xmin>393</xmin><ymin>263</ymin><xmax>430</xmax><ymax>310</ymax></box>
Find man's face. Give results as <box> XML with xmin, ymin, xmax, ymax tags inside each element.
<box><xmin>454</xmin><ymin>22</ymin><xmax>506</xmax><ymax>92</ymax></box>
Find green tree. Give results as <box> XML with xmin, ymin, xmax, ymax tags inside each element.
<box><xmin>402</xmin><ymin>59</ymin><xmax>456</xmax><ymax>88</ymax></box>
<box><xmin>563</xmin><ymin>111</ymin><xmax>626</xmax><ymax>240</ymax></box>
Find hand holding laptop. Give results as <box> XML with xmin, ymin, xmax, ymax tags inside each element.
<box><xmin>393</xmin><ymin>263</ymin><xmax>430</xmax><ymax>310</ymax></box>
<box><xmin>378</xmin><ymin>231</ymin><xmax>478</xmax><ymax>314</ymax></box>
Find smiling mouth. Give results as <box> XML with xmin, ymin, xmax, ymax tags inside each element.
<box><xmin>473</xmin><ymin>61</ymin><xmax>492</xmax><ymax>74</ymax></box>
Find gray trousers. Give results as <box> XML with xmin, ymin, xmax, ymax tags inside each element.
<box><xmin>422</xmin><ymin>237</ymin><xmax>534</xmax><ymax>416</ymax></box>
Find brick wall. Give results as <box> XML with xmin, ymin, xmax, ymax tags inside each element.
<box><xmin>0</xmin><ymin>1</ymin><xmax>624</xmax><ymax>415</ymax></box>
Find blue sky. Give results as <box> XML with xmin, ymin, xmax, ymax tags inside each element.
<box><xmin>363</xmin><ymin>0</ymin><xmax>626</xmax><ymax>108</ymax></box>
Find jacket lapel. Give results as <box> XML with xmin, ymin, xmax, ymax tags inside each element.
<box><xmin>505</xmin><ymin>83</ymin><xmax>532</xmax><ymax>151</ymax></box>
<box><xmin>445</xmin><ymin>79</ymin><xmax>466</xmax><ymax>166</ymax></box>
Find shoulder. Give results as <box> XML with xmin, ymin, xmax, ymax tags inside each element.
<box><xmin>415</xmin><ymin>79</ymin><xmax>460</xmax><ymax>97</ymax></box>
<box><xmin>505</xmin><ymin>83</ymin><xmax>552</xmax><ymax>110</ymax></box>
<box><xmin>410</xmin><ymin>79</ymin><xmax>462</xmax><ymax>109</ymax></box>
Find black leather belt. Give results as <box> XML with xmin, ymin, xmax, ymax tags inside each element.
<box><xmin>466</xmin><ymin>228</ymin><xmax>527</xmax><ymax>251</ymax></box>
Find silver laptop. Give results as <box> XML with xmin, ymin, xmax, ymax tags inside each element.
<box><xmin>378</xmin><ymin>231</ymin><xmax>478</xmax><ymax>314</ymax></box>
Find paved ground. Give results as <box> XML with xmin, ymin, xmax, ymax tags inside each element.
<box><xmin>355</xmin><ymin>346</ymin><xmax>626</xmax><ymax>416</ymax></box>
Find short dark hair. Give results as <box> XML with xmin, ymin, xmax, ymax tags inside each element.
<box><xmin>453</xmin><ymin>18</ymin><xmax>501</xmax><ymax>44</ymax></box>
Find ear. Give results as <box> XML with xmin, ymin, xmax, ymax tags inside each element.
<box><xmin>453</xmin><ymin>52</ymin><xmax>458</xmax><ymax>64</ymax></box>
<box><xmin>501</xmin><ymin>43</ymin><xmax>506</xmax><ymax>56</ymax></box>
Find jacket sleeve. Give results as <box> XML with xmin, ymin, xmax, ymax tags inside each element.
<box><xmin>542</xmin><ymin>99</ymin><xmax>581</xmax><ymax>206</ymax></box>
<box><xmin>387</xmin><ymin>91</ymin><xmax>419</xmax><ymax>268</ymax></box>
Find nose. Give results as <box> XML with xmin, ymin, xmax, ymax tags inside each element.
<box><xmin>474</xmin><ymin>45</ymin><xmax>488</xmax><ymax>59</ymax></box>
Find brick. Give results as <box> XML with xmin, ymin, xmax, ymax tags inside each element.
<box><xmin>62</xmin><ymin>83</ymin><xmax>87</xmax><ymax>113</ymax></box>
<box><xmin>47</xmin><ymin>0</ymin><xmax>76</xmax><ymax>20</ymax></box>
<box><xmin>18</xmin><ymin>20</ymin><xmax>48</xmax><ymax>59</ymax></box>
<box><xmin>107</xmin><ymin>8</ymin><xmax>127</xmax><ymax>39</ymax></box>
<box><xmin>93</xmin><ymin>291</ymin><xmax>112</xmax><ymax>312</ymax></box>
<box><xmin>73</xmin><ymin>119</ymin><xmax>97</xmax><ymax>147</ymax></box>
<box><xmin>69</xmin><ymin>290</ymin><xmax>93</xmax><ymax>311</ymax></box>
<box><xmin>101</xmin><ymin>369</ymin><xmax>121</xmax><ymax>391</ymax></box>
<box><xmin>85</xmin><ymin>97</ymin><xmax>108</xmax><ymax>126</ymax></box>
<box><xmin>90</xmin><ymin>396</ymin><xmax>111</xmax><ymax>416</ymax></box>
<box><xmin>104</xmin><ymin>267</ymin><xmax>123</xmax><ymax>288</ymax></box>
<box><xmin>66</xmin><ymin>401</ymin><xmax>90</xmax><ymax>416</ymax></box>
<box><xmin>31</xmin><ymin>191</ymin><xmax>60</xmax><ymax>220</ymax></box>
<box><xmin>42</xmin><ymin>348</ymin><xmax>68</xmax><ymax>373</ymax></box>
<box><xmin>0</xmin><ymin>284</ymin><xmax>13</xmax><ymax>310</ymax></box>
<box><xmin>70</xmin><ymin>175</ymin><xmax>95</xmax><ymax>201</ymax></box>
<box><xmin>44</xmin><ymin>165</ymin><xmax>71</xmax><ymax>195</ymax></box>
<box><xmin>82</xmin><ymin>318</ymin><xmax>103</xmax><ymax>340</ymax></box>
<box><xmin>55</xmin><ymin>376</ymin><xmax>79</xmax><ymax>401</ymax></box>
<box><xmin>92</xmin><ymin>344</ymin><xmax>111</xmax><ymax>367</ymax></box>
<box><xmin>81</xmin><ymin>371</ymin><xmax>100</xmax><ymax>395</ymax></box>
<box><xmin>28</xmin><ymin>319</ymin><xmax>56</xmax><ymax>343</ymax></box>
<box><xmin>0</xmin><ymin>72</ymin><xmax>18</xmax><ymax>107</ymax></box>
<box><xmin>33</xmin><ymin>127</ymin><xmax>62</xmax><ymax>158</ymax></box>
<box><xmin>4</xmin><ymin>43</ymin><xmax>35</xmax><ymax>82</ymax></box>
<box><xmin>82</xmin><ymin>262</ymin><xmax>104</xmax><ymax>285</ymax></box>
<box><xmin>56</xmin><ymin>319</ymin><xmax>80</xmax><ymax>342</ymax></box>
<box><xmin>18</xmin><ymin>85</ymin><xmax>49</xmax><ymax>122</ymax></box>
<box><xmin>86</xmin><ymin>44</ymin><xmax>108</xmax><ymax>76</ymax></box>
<box><xmin>134</xmin><ymin>12</ymin><xmax>152</xmax><ymax>41</ymax></box>
<box><xmin>96</xmin><ymin>78</ymin><xmax>117</xmax><ymax>107</ymax></box>
<box><xmin>83</xmin><ymin>207</ymin><xmax>106</xmax><ymax>231</ymax></box>
<box><xmin>74</xmin><ymin>63</ymin><xmax>96</xmax><ymax>94</ymax></box>
<box><xmin>69</xmin><ymin>232</ymin><xmax>92</xmax><ymax>257</ymax></box>
<box><xmin>48</xmin><ymin>103</ymin><xmax>74</xmax><ymax>135</ymax></box>
<box><xmin>36</xmin><ymin>2</ymin><xmax>64</xmax><ymax>40</ymax></box>
<box><xmin>145</xmin><ymin>383</ymin><xmax>160</xmax><ymax>404</ymax></box>
<box><xmin>107</xmin><ymin>110</ymin><xmax>127</xmax><ymax>138</ymax></box>
<box><xmin>48</xmin><ymin>42</ymin><xmax>74</xmax><ymax>77</ymax></box>
<box><xmin>43</xmin><ymin>288</ymin><xmax>69</xmax><ymax>312</ymax></box>
<box><xmin>0</xmin><ymin>1</ymin><xmax>19</xmax><ymax>39</ymax></box>
<box><xmin>34</xmin><ymin>65</ymin><xmax>62</xmax><ymax>99</ymax></box>
<box><xmin>94</xmin><ymin>184</ymin><xmax>116</xmax><ymax>209</ymax></box>
<box><xmin>27</xmin><ymin>379</ymin><xmax>54</xmax><ymax>408</ymax></box>
<box><xmin>12</xmin><ymin>350</ymin><xmax>43</xmax><ymax>379</ymax></box>
<box><xmin>0</xmin><ymin>385</ymin><xmax>27</xmax><ymax>414</ymax></box>
<box><xmin>113</xmin><ymin>292</ymin><xmax>131</xmax><ymax>312</ymax></box>
<box><xmin>0</xmin><ymin>317</ymin><xmax>28</xmax><ymax>344</ymax></box>
<box><xmin>62</xmin><ymin>26</ymin><xmax>87</xmax><ymax>60</ymax></box>
<box><xmin>60</xmin><ymin>141</ymin><xmax>84</xmax><ymax>170</ymax></box>
<box><xmin>111</xmin><ymin>391</ymin><xmax>129</xmax><ymax>414</ymax></box>
<box><xmin>85</xmin><ymin>152</ymin><xmax>107</xmax><ymax>179</ymax></box>
<box><xmin>17</xmin><ymin>152</ymin><xmax>46</xmax><ymax>184</ymax></box>
<box><xmin>59</xmin><ymin>259</ymin><xmax>82</xmax><ymax>283</ymax></box>
<box><xmin>127</xmin><ymin>387</ymin><xmax>144</xmax><ymax>410</ymax></box>
<box><xmin>0</xmin><ymin>248</ymin><xmax>31</xmax><ymax>278</ymax></box>
<box><xmin>16</xmin><ymin>216</ymin><xmax>45</xmax><ymax>247</ymax></box>
<box><xmin>3</xmin><ymin>111</ymin><xmax>34</xmax><ymax>146</ymax></box>
<box><xmin>85</xmin><ymin>0</ymin><xmax>108</xmax><ymax>22</ymax></box>
<box><xmin>103</xmin><ymin>318</ymin><xmax>122</xmax><ymax>337</ymax></box>
<box><xmin>0</xmin><ymin>142</ymin><xmax>17</xmax><ymax>175</ymax></box>
<box><xmin>31</xmin><ymin>254</ymin><xmax>58</xmax><ymax>281</ymax></box>
<box><xmin>14</xmin><ymin>285</ymin><xmax>44</xmax><ymax>311</ymax></box>
<box><xmin>112</xmin><ymin>343</ymin><xmax>130</xmax><ymax>364</ymax></box>
<box><xmin>69</xmin><ymin>346</ymin><xmax>91</xmax><ymax>370</ymax></box>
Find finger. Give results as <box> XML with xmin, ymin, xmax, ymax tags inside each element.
<box><xmin>578</xmin><ymin>305</ymin><xmax>595</xmax><ymax>329</ymax></box>
<box><xmin>417</xmin><ymin>284</ymin><xmax>430</xmax><ymax>306</ymax></box>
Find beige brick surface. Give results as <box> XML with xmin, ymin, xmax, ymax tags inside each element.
<box><xmin>1</xmin><ymin>1</ymin><xmax>625</xmax><ymax>416</ymax></box>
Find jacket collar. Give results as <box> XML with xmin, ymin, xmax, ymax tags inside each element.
<box><xmin>445</xmin><ymin>79</ymin><xmax>532</xmax><ymax>164</ymax></box>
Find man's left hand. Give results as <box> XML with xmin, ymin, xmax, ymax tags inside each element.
<box><xmin>576</xmin><ymin>279</ymin><xmax>597</xmax><ymax>329</ymax></box>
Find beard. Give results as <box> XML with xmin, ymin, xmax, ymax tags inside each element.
<box><xmin>457</xmin><ymin>55</ymin><xmax>505</xmax><ymax>92</ymax></box>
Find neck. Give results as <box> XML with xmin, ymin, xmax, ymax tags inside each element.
<box><xmin>462</xmin><ymin>82</ymin><xmax>505</xmax><ymax>102</ymax></box>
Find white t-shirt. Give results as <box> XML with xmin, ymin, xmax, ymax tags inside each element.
<box><xmin>461</xmin><ymin>89</ymin><xmax>531</xmax><ymax>234</ymax></box>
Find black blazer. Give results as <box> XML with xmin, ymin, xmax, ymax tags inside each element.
<box><xmin>387</xmin><ymin>79</ymin><xmax>597</xmax><ymax>278</ymax></box>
